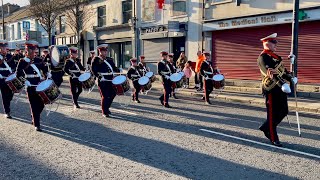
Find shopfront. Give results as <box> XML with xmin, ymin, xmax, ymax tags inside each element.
<box><xmin>203</xmin><ymin>8</ymin><xmax>320</xmax><ymax>84</ymax></box>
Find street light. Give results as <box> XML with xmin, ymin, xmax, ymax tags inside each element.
<box><xmin>1</xmin><ymin>0</ymin><xmax>5</xmax><ymax>40</ymax></box>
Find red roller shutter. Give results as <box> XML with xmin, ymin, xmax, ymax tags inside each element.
<box><xmin>212</xmin><ymin>21</ymin><xmax>320</xmax><ymax>84</ymax></box>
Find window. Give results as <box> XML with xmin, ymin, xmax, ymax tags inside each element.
<box><xmin>59</xmin><ymin>15</ymin><xmax>66</xmax><ymax>33</ymax></box>
<box><xmin>172</xmin><ymin>0</ymin><xmax>186</xmax><ymax>16</ymax></box>
<box><xmin>97</xmin><ymin>6</ymin><xmax>106</xmax><ymax>27</ymax></box>
<box><xmin>142</xmin><ymin>0</ymin><xmax>155</xmax><ymax>21</ymax></box>
<box><xmin>211</xmin><ymin>0</ymin><xmax>232</xmax><ymax>5</ymax></box>
<box><xmin>122</xmin><ymin>0</ymin><xmax>132</xmax><ymax>24</ymax></box>
<box><xmin>17</xmin><ymin>22</ymin><xmax>21</xmax><ymax>39</ymax></box>
<box><xmin>88</xmin><ymin>40</ymin><xmax>94</xmax><ymax>51</ymax></box>
<box><xmin>11</xmin><ymin>25</ymin><xmax>15</xmax><ymax>40</ymax></box>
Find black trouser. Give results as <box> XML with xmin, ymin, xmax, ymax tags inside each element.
<box><xmin>98</xmin><ymin>81</ymin><xmax>116</xmax><ymax>115</ymax></box>
<box><xmin>132</xmin><ymin>81</ymin><xmax>141</xmax><ymax>101</ymax></box>
<box><xmin>26</xmin><ymin>87</ymin><xmax>44</xmax><ymax>127</ymax></box>
<box><xmin>204</xmin><ymin>79</ymin><xmax>213</xmax><ymax>102</ymax></box>
<box><xmin>186</xmin><ymin>78</ymin><xmax>190</xmax><ymax>86</ymax></box>
<box><xmin>160</xmin><ymin>81</ymin><xmax>172</xmax><ymax>105</ymax></box>
<box><xmin>69</xmin><ymin>77</ymin><xmax>82</xmax><ymax>106</ymax></box>
<box><xmin>195</xmin><ymin>73</ymin><xmax>203</xmax><ymax>89</ymax></box>
<box><xmin>260</xmin><ymin>87</ymin><xmax>288</xmax><ymax>142</ymax></box>
<box><xmin>0</xmin><ymin>82</ymin><xmax>14</xmax><ymax>114</ymax></box>
<box><xmin>51</xmin><ymin>71</ymin><xmax>64</xmax><ymax>87</ymax></box>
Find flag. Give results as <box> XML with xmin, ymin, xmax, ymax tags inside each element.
<box><xmin>157</xmin><ymin>0</ymin><xmax>164</xmax><ymax>9</ymax></box>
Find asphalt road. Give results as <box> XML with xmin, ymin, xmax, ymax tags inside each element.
<box><xmin>0</xmin><ymin>82</ymin><xmax>319</xmax><ymax>180</ymax></box>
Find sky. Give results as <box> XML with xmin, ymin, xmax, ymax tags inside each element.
<box><xmin>3</xmin><ymin>0</ymin><xmax>29</xmax><ymax>7</ymax></box>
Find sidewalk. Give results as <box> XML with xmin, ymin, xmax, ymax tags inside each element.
<box><xmin>151</xmin><ymin>82</ymin><xmax>320</xmax><ymax>114</ymax></box>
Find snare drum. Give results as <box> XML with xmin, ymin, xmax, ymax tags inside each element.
<box><xmin>78</xmin><ymin>72</ymin><xmax>95</xmax><ymax>89</ymax></box>
<box><xmin>145</xmin><ymin>72</ymin><xmax>156</xmax><ymax>83</ymax></box>
<box><xmin>169</xmin><ymin>73</ymin><xmax>182</xmax><ymax>82</ymax></box>
<box><xmin>138</xmin><ymin>76</ymin><xmax>152</xmax><ymax>91</ymax></box>
<box><xmin>36</xmin><ymin>79</ymin><xmax>61</xmax><ymax>105</ymax></box>
<box><xmin>50</xmin><ymin>45</ymin><xmax>70</xmax><ymax>69</ymax></box>
<box><xmin>112</xmin><ymin>75</ymin><xmax>130</xmax><ymax>95</ymax></box>
<box><xmin>5</xmin><ymin>74</ymin><xmax>24</xmax><ymax>93</ymax></box>
<box><xmin>212</xmin><ymin>74</ymin><xmax>225</xmax><ymax>89</ymax></box>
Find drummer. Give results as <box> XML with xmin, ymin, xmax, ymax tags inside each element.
<box><xmin>86</xmin><ymin>51</ymin><xmax>95</xmax><ymax>71</ymax></box>
<box><xmin>168</xmin><ymin>53</ymin><xmax>178</xmax><ymax>99</ymax></box>
<box><xmin>138</xmin><ymin>55</ymin><xmax>149</xmax><ymax>76</ymax></box>
<box><xmin>91</xmin><ymin>44</ymin><xmax>120</xmax><ymax>118</ymax></box>
<box><xmin>127</xmin><ymin>58</ymin><xmax>143</xmax><ymax>103</ymax></box>
<box><xmin>16</xmin><ymin>40</ymin><xmax>51</xmax><ymax>131</ymax></box>
<box><xmin>157</xmin><ymin>51</ymin><xmax>172</xmax><ymax>108</ymax></box>
<box><xmin>200</xmin><ymin>51</ymin><xmax>215</xmax><ymax>105</ymax></box>
<box><xmin>63</xmin><ymin>47</ymin><xmax>85</xmax><ymax>109</ymax></box>
<box><xmin>43</xmin><ymin>48</ymin><xmax>64</xmax><ymax>87</ymax></box>
<box><xmin>0</xmin><ymin>40</ymin><xmax>15</xmax><ymax>119</ymax></box>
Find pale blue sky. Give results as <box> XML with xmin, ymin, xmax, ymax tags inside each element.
<box><xmin>3</xmin><ymin>0</ymin><xmax>29</xmax><ymax>7</ymax></box>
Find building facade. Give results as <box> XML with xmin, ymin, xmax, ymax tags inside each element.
<box><xmin>203</xmin><ymin>0</ymin><xmax>320</xmax><ymax>84</ymax></box>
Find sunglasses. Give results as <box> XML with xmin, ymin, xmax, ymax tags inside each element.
<box><xmin>269</xmin><ymin>40</ymin><xmax>278</xmax><ymax>44</ymax></box>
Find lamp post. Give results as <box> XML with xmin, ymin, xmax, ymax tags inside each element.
<box><xmin>291</xmin><ymin>0</ymin><xmax>299</xmax><ymax>76</ymax></box>
<box><xmin>1</xmin><ymin>0</ymin><xmax>5</xmax><ymax>40</ymax></box>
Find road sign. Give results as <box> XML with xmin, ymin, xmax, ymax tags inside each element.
<box><xmin>22</xmin><ymin>21</ymin><xmax>30</xmax><ymax>31</ymax></box>
<box><xmin>168</xmin><ymin>21</ymin><xmax>180</xmax><ymax>32</ymax></box>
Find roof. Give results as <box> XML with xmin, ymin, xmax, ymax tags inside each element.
<box><xmin>0</xmin><ymin>6</ymin><xmax>31</xmax><ymax>25</ymax></box>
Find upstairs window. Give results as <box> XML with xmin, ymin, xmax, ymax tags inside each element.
<box><xmin>172</xmin><ymin>0</ymin><xmax>186</xmax><ymax>16</ymax></box>
<box><xmin>97</xmin><ymin>6</ymin><xmax>106</xmax><ymax>27</ymax></box>
<box><xmin>122</xmin><ymin>0</ymin><xmax>132</xmax><ymax>24</ymax></box>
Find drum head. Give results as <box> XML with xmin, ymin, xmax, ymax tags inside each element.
<box><xmin>78</xmin><ymin>72</ymin><xmax>91</xmax><ymax>82</ymax></box>
<box><xmin>36</xmin><ymin>79</ymin><xmax>53</xmax><ymax>92</ymax></box>
<box><xmin>170</xmin><ymin>73</ymin><xmax>182</xmax><ymax>82</ymax></box>
<box><xmin>213</xmin><ymin>74</ymin><xmax>224</xmax><ymax>81</ymax></box>
<box><xmin>138</xmin><ymin>76</ymin><xmax>149</xmax><ymax>86</ymax></box>
<box><xmin>179</xmin><ymin>71</ymin><xmax>185</xmax><ymax>77</ymax></box>
<box><xmin>5</xmin><ymin>74</ymin><xmax>16</xmax><ymax>82</ymax></box>
<box><xmin>51</xmin><ymin>45</ymin><xmax>69</xmax><ymax>67</ymax></box>
<box><xmin>112</xmin><ymin>75</ymin><xmax>127</xmax><ymax>85</ymax></box>
<box><xmin>145</xmin><ymin>72</ymin><xmax>154</xmax><ymax>78</ymax></box>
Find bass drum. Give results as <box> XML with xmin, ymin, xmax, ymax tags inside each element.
<box><xmin>50</xmin><ymin>45</ymin><xmax>70</xmax><ymax>69</ymax></box>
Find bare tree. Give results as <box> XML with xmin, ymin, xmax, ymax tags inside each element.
<box><xmin>28</xmin><ymin>0</ymin><xmax>64</xmax><ymax>46</ymax></box>
<box><xmin>63</xmin><ymin>0</ymin><xmax>93</xmax><ymax>53</ymax></box>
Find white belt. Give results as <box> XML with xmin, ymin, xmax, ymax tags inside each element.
<box><xmin>0</xmin><ymin>68</ymin><xmax>9</xmax><ymax>71</ymax></box>
<box><xmin>204</xmin><ymin>71</ymin><xmax>213</xmax><ymax>75</ymax></box>
<box><xmin>101</xmin><ymin>72</ymin><xmax>113</xmax><ymax>75</ymax></box>
<box><xmin>70</xmin><ymin>70</ymin><xmax>80</xmax><ymax>73</ymax></box>
<box><xmin>26</xmin><ymin>74</ymin><xmax>40</xmax><ymax>78</ymax></box>
<box><xmin>100</xmin><ymin>79</ymin><xmax>112</xmax><ymax>82</ymax></box>
<box><xmin>161</xmin><ymin>71</ymin><xmax>170</xmax><ymax>75</ymax></box>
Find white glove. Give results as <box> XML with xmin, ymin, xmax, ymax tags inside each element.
<box><xmin>165</xmin><ymin>75</ymin><xmax>170</xmax><ymax>80</ymax></box>
<box><xmin>101</xmin><ymin>76</ymin><xmax>106</xmax><ymax>81</ymax></box>
<box><xmin>46</xmin><ymin>73</ymin><xmax>52</xmax><ymax>79</ymax></box>
<box><xmin>288</xmin><ymin>54</ymin><xmax>296</xmax><ymax>64</ymax></box>
<box><xmin>292</xmin><ymin>77</ymin><xmax>298</xmax><ymax>85</ymax></box>
<box><xmin>281</xmin><ymin>83</ymin><xmax>291</xmax><ymax>94</ymax></box>
<box><xmin>0</xmin><ymin>74</ymin><xmax>3</xmax><ymax>79</ymax></box>
<box><xmin>205</xmin><ymin>76</ymin><xmax>210</xmax><ymax>80</ymax></box>
<box><xmin>119</xmin><ymin>68</ymin><xmax>123</xmax><ymax>73</ymax></box>
<box><xmin>25</xmin><ymin>80</ymin><xmax>31</xmax><ymax>87</ymax></box>
<box><xmin>217</xmin><ymin>69</ymin><xmax>221</xmax><ymax>73</ymax></box>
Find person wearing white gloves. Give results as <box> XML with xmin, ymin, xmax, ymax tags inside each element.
<box><xmin>257</xmin><ymin>33</ymin><xmax>297</xmax><ymax>147</ymax></box>
<box><xmin>0</xmin><ymin>40</ymin><xmax>15</xmax><ymax>119</ymax></box>
<box><xmin>200</xmin><ymin>52</ymin><xmax>216</xmax><ymax>105</ymax></box>
<box><xmin>16</xmin><ymin>40</ymin><xmax>49</xmax><ymax>131</ymax></box>
<box><xmin>63</xmin><ymin>47</ymin><xmax>85</xmax><ymax>109</ymax></box>
<box><xmin>91</xmin><ymin>44</ymin><xmax>120</xmax><ymax>118</ymax></box>
<box><xmin>127</xmin><ymin>58</ymin><xmax>143</xmax><ymax>103</ymax></box>
<box><xmin>157</xmin><ymin>51</ymin><xmax>172</xmax><ymax>108</ymax></box>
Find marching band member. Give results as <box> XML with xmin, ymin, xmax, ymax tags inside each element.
<box><xmin>16</xmin><ymin>41</ymin><xmax>51</xmax><ymax>131</ymax></box>
<box><xmin>86</xmin><ymin>51</ymin><xmax>95</xmax><ymax>71</ymax></box>
<box><xmin>127</xmin><ymin>58</ymin><xmax>143</xmax><ymax>103</ymax></box>
<box><xmin>138</xmin><ymin>55</ymin><xmax>149</xmax><ymax>76</ymax></box>
<box><xmin>91</xmin><ymin>44</ymin><xmax>120</xmax><ymax>118</ymax></box>
<box><xmin>63</xmin><ymin>47</ymin><xmax>85</xmax><ymax>109</ymax></box>
<box><xmin>200</xmin><ymin>52</ymin><xmax>215</xmax><ymax>105</ymax></box>
<box><xmin>257</xmin><ymin>33</ymin><xmax>297</xmax><ymax>147</ymax></box>
<box><xmin>168</xmin><ymin>53</ymin><xmax>178</xmax><ymax>99</ymax></box>
<box><xmin>13</xmin><ymin>48</ymin><xmax>24</xmax><ymax>65</ymax></box>
<box><xmin>0</xmin><ymin>40</ymin><xmax>15</xmax><ymax>118</ymax></box>
<box><xmin>157</xmin><ymin>51</ymin><xmax>172</xmax><ymax>108</ymax></box>
<box><xmin>42</xmin><ymin>48</ymin><xmax>64</xmax><ymax>87</ymax></box>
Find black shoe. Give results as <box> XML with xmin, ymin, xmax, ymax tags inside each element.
<box><xmin>159</xmin><ymin>97</ymin><xmax>164</xmax><ymax>105</ymax></box>
<box><xmin>272</xmin><ymin>140</ymin><xmax>283</xmax><ymax>147</ymax></box>
<box><xmin>201</xmin><ymin>96</ymin><xmax>205</xmax><ymax>100</ymax></box>
<box><xmin>259</xmin><ymin>126</ymin><xmax>270</xmax><ymax>140</ymax></box>
<box><xmin>164</xmin><ymin>104</ymin><xmax>172</xmax><ymax>108</ymax></box>
<box><xmin>107</xmin><ymin>110</ymin><xmax>112</xmax><ymax>115</ymax></box>
<box><xmin>173</xmin><ymin>95</ymin><xmax>178</xmax><ymax>99</ymax></box>
<box><xmin>35</xmin><ymin>127</ymin><xmax>42</xmax><ymax>132</ymax></box>
<box><xmin>102</xmin><ymin>114</ymin><xmax>110</xmax><ymax>118</ymax></box>
<box><xmin>205</xmin><ymin>101</ymin><xmax>212</xmax><ymax>105</ymax></box>
<box><xmin>134</xmin><ymin>100</ymin><xmax>141</xmax><ymax>103</ymax></box>
<box><xmin>5</xmin><ymin>113</ymin><xmax>12</xmax><ymax>119</ymax></box>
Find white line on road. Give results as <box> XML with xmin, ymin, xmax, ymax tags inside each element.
<box><xmin>61</xmin><ymin>97</ymin><xmax>138</xmax><ymax>116</ymax></box>
<box><xmin>200</xmin><ymin>128</ymin><xmax>320</xmax><ymax>160</ymax></box>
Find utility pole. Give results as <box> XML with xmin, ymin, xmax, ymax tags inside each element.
<box><xmin>291</xmin><ymin>0</ymin><xmax>299</xmax><ymax>76</ymax></box>
<box><xmin>1</xmin><ymin>0</ymin><xmax>5</xmax><ymax>40</ymax></box>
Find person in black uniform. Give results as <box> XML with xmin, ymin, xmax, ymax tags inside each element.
<box><xmin>0</xmin><ymin>40</ymin><xmax>15</xmax><ymax>118</ymax></box>
<box><xmin>200</xmin><ymin>52</ymin><xmax>215</xmax><ymax>105</ymax></box>
<box><xmin>127</xmin><ymin>58</ymin><xmax>143</xmax><ymax>103</ymax></box>
<box><xmin>63</xmin><ymin>47</ymin><xmax>85</xmax><ymax>109</ymax></box>
<box><xmin>42</xmin><ymin>49</ymin><xmax>65</xmax><ymax>87</ymax></box>
<box><xmin>13</xmin><ymin>49</ymin><xmax>24</xmax><ymax>65</ymax></box>
<box><xmin>16</xmin><ymin>41</ymin><xmax>51</xmax><ymax>131</ymax></box>
<box><xmin>91</xmin><ymin>44</ymin><xmax>120</xmax><ymax>118</ymax></box>
<box><xmin>168</xmin><ymin>53</ymin><xmax>178</xmax><ymax>99</ymax></box>
<box><xmin>157</xmin><ymin>51</ymin><xmax>172</xmax><ymax>108</ymax></box>
<box><xmin>86</xmin><ymin>51</ymin><xmax>95</xmax><ymax>71</ymax></box>
<box><xmin>138</xmin><ymin>55</ymin><xmax>149</xmax><ymax>76</ymax></box>
<box><xmin>257</xmin><ymin>33</ymin><xmax>298</xmax><ymax>147</ymax></box>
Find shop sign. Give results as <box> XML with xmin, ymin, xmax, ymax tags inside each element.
<box><xmin>142</xmin><ymin>26</ymin><xmax>167</xmax><ymax>34</ymax></box>
<box><xmin>217</xmin><ymin>15</ymin><xmax>277</xmax><ymax>28</ymax></box>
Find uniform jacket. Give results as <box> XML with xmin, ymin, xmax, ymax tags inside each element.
<box><xmin>64</xmin><ymin>58</ymin><xmax>85</xmax><ymax>78</ymax></box>
<box><xmin>157</xmin><ymin>59</ymin><xmax>171</xmax><ymax>83</ymax></box>
<box><xmin>91</xmin><ymin>56</ymin><xmax>120</xmax><ymax>82</ymax></box>
<box><xmin>200</xmin><ymin>60</ymin><xmax>215</xmax><ymax>79</ymax></box>
<box><xmin>138</xmin><ymin>62</ymin><xmax>149</xmax><ymax>76</ymax></box>
<box><xmin>127</xmin><ymin>66</ymin><xmax>143</xmax><ymax>82</ymax></box>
